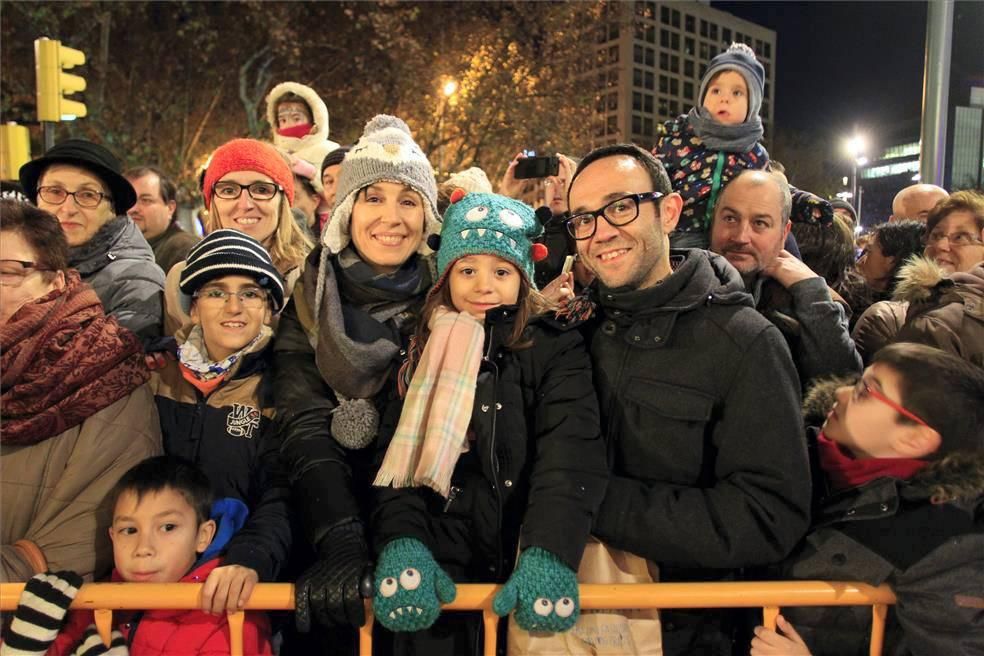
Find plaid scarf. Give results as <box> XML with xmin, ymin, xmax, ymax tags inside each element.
<box><xmin>373</xmin><ymin>306</ymin><xmax>485</xmax><ymax>497</ymax></box>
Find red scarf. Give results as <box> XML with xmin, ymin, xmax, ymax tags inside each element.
<box><xmin>817</xmin><ymin>431</ymin><xmax>927</xmax><ymax>491</ymax></box>
<box><xmin>0</xmin><ymin>271</ymin><xmax>149</xmax><ymax>445</ymax></box>
<box><xmin>277</xmin><ymin>124</ymin><xmax>313</xmax><ymax>139</ymax></box>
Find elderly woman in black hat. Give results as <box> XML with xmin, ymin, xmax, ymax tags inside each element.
<box><xmin>19</xmin><ymin>139</ymin><xmax>165</xmax><ymax>338</ymax></box>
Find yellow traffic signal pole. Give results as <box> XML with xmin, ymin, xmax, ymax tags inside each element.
<box><xmin>34</xmin><ymin>37</ymin><xmax>87</xmax><ymax>151</ymax></box>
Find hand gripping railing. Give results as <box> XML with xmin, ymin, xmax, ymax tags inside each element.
<box><xmin>0</xmin><ymin>580</ymin><xmax>896</xmax><ymax>656</ymax></box>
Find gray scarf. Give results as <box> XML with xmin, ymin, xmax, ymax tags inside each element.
<box><xmin>687</xmin><ymin>106</ymin><xmax>763</xmax><ymax>153</ymax></box>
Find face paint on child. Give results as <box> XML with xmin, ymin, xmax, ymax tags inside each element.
<box><xmin>702</xmin><ymin>70</ymin><xmax>749</xmax><ymax>125</ymax></box>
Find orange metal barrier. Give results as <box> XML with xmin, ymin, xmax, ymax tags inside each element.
<box><xmin>1</xmin><ymin>581</ymin><xmax>896</xmax><ymax>656</ymax></box>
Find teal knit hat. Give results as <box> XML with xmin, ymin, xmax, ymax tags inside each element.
<box><xmin>432</xmin><ymin>190</ymin><xmax>547</xmax><ymax>288</ymax></box>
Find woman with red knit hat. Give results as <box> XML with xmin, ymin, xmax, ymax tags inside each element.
<box><xmin>163</xmin><ymin>138</ymin><xmax>312</xmax><ymax>334</ymax></box>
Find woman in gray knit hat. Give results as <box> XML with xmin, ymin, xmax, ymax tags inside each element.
<box><xmin>272</xmin><ymin>115</ymin><xmax>441</xmax><ymax>638</ymax></box>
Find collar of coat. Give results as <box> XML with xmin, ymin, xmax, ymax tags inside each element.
<box><xmin>67</xmin><ymin>215</ymin><xmax>130</xmax><ymax>274</ymax></box>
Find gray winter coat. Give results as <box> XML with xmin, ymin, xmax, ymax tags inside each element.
<box><xmin>68</xmin><ymin>216</ymin><xmax>165</xmax><ymax>339</ymax></box>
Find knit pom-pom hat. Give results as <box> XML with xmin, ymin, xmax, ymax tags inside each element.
<box><xmin>430</xmin><ymin>190</ymin><xmax>546</xmax><ymax>290</ymax></box>
<box><xmin>322</xmin><ymin>115</ymin><xmax>440</xmax><ymax>256</ymax></box>
<box><xmin>203</xmin><ymin>139</ymin><xmax>295</xmax><ymax>209</ymax></box>
<box><xmin>699</xmin><ymin>42</ymin><xmax>765</xmax><ymax>123</ymax></box>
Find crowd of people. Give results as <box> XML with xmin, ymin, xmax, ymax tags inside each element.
<box><xmin>1</xmin><ymin>41</ymin><xmax>982</xmax><ymax>656</ymax></box>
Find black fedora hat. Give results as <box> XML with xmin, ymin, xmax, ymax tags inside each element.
<box><xmin>19</xmin><ymin>139</ymin><xmax>136</xmax><ymax>216</ymax></box>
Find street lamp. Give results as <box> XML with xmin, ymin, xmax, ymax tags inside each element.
<box><xmin>437</xmin><ymin>77</ymin><xmax>458</xmax><ymax>177</ymax></box>
<box><xmin>844</xmin><ymin>134</ymin><xmax>867</xmax><ymax>223</ymax></box>
<box><xmin>442</xmin><ymin>80</ymin><xmax>458</xmax><ymax>98</ymax></box>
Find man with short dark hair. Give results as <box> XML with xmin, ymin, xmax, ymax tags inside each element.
<box><xmin>710</xmin><ymin>169</ymin><xmax>862</xmax><ymax>386</ymax></box>
<box><xmin>566</xmin><ymin>144</ymin><xmax>811</xmax><ymax>655</ymax></box>
<box><xmin>125</xmin><ymin>166</ymin><xmax>198</xmax><ymax>275</ymax></box>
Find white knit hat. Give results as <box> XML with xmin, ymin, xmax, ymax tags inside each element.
<box><xmin>322</xmin><ymin>115</ymin><xmax>440</xmax><ymax>256</ymax></box>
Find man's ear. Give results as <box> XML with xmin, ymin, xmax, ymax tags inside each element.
<box><xmin>195</xmin><ymin>519</ymin><xmax>217</xmax><ymax>554</ymax></box>
<box><xmin>894</xmin><ymin>424</ymin><xmax>941</xmax><ymax>459</ymax></box>
<box><xmin>782</xmin><ymin>220</ymin><xmax>792</xmax><ymax>240</ymax></box>
<box><xmin>660</xmin><ymin>192</ymin><xmax>683</xmax><ymax>234</ymax></box>
<box><xmin>167</xmin><ymin>200</ymin><xmax>178</xmax><ymax>220</ymax></box>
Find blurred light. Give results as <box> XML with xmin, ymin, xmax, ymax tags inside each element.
<box><xmin>842</xmin><ymin>176</ymin><xmax>849</xmax><ymax>186</ymax></box>
<box><xmin>836</xmin><ymin>191</ymin><xmax>853</xmax><ymax>200</ymax></box>
<box><xmin>856</xmin><ymin>156</ymin><xmax>869</xmax><ymax>167</ymax></box>
<box><xmin>845</xmin><ymin>134</ymin><xmax>866</xmax><ymax>158</ymax></box>
<box><xmin>911</xmin><ymin>173</ymin><xmax>921</xmax><ymax>181</ymax></box>
<box><xmin>442</xmin><ymin>80</ymin><xmax>458</xmax><ymax>97</ymax></box>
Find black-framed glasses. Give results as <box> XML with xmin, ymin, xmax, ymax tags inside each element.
<box><xmin>211</xmin><ymin>181</ymin><xmax>283</xmax><ymax>202</ymax></box>
<box><xmin>193</xmin><ymin>287</ymin><xmax>269</xmax><ymax>308</ymax></box>
<box><xmin>37</xmin><ymin>186</ymin><xmax>111</xmax><ymax>209</ymax></box>
<box><xmin>0</xmin><ymin>259</ymin><xmax>53</xmax><ymax>287</ymax></box>
<box><xmin>566</xmin><ymin>191</ymin><xmax>664</xmax><ymax>240</ymax></box>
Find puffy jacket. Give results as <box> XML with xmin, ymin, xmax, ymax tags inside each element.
<box><xmin>851</xmin><ymin>299</ymin><xmax>909</xmax><ymax>366</ymax></box>
<box><xmin>777</xmin><ymin>440</ymin><xmax>984</xmax><ymax>655</ymax></box>
<box><xmin>587</xmin><ymin>250</ymin><xmax>811</xmax><ymax>574</ymax></box>
<box><xmin>752</xmin><ymin>276</ymin><xmax>863</xmax><ymax>385</ymax></box>
<box><xmin>894</xmin><ymin>260</ymin><xmax>984</xmax><ymax>367</ymax></box>
<box><xmin>1</xmin><ymin>387</ymin><xmax>162</xmax><ymax>582</ymax></box>
<box><xmin>49</xmin><ymin>559</ymin><xmax>273</xmax><ymax>656</ymax></box>
<box><xmin>265</xmin><ymin>81</ymin><xmax>340</xmax><ymax>189</ymax></box>
<box><xmin>371</xmin><ymin>310</ymin><xmax>609</xmax><ymax>579</ymax></box>
<box><xmin>67</xmin><ymin>216</ymin><xmax>165</xmax><ymax>339</ymax></box>
<box><xmin>150</xmin><ymin>334</ymin><xmax>290</xmax><ymax>582</ymax></box>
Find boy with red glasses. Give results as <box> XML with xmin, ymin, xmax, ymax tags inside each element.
<box><xmin>751</xmin><ymin>342</ymin><xmax>984</xmax><ymax>655</ymax></box>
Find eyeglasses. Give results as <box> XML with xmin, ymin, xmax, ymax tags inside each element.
<box><xmin>212</xmin><ymin>181</ymin><xmax>282</xmax><ymax>202</ymax></box>
<box><xmin>926</xmin><ymin>230</ymin><xmax>983</xmax><ymax>248</ymax></box>
<box><xmin>566</xmin><ymin>192</ymin><xmax>663</xmax><ymax>240</ymax></box>
<box><xmin>0</xmin><ymin>259</ymin><xmax>53</xmax><ymax>287</ymax></box>
<box><xmin>37</xmin><ymin>186</ymin><xmax>111</xmax><ymax>209</ymax></box>
<box><xmin>193</xmin><ymin>287</ymin><xmax>268</xmax><ymax>308</ymax></box>
<box><xmin>852</xmin><ymin>377</ymin><xmax>930</xmax><ymax>428</ymax></box>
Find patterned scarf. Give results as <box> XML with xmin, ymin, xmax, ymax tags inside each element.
<box><xmin>0</xmin><ymin>270</ymin><xmax>149</xmax><ymax>445</ymax></box>
<box><xmin>687</xmin><ymin>105</ymin><xmax>763</xmax><ymax>152</ymax></box>
<box><xmin>373</xmin><ymin>306</ymin><xmax>485</xmax><ymax>497</ymax></box>
<box><xmin>178</xmin><ymin>324</ymin><xmax>272</xmax><ymax>382</ymax></box>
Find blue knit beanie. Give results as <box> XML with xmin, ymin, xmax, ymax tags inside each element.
<box><xmin>431</xmin><ymin>190</ymin><xmax>546</xmax><ymax>289</ymax></box>
<box><xmin>699</xmin><ymin>42</ymin><xmax>764</xmax><ymax>122</ymax></box>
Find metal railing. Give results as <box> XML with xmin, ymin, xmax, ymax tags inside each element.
<box><xmin>0</xmin><ymin>581</ymin><xmax>896</xmax><ymax>656</ymax></box>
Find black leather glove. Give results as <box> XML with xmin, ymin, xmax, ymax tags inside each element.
<box><xmin>294</xmin><ymin>518</ymin><xmax>373</xmax><ymax>632</ymax></box>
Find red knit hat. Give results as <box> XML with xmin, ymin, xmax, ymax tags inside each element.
<box><xmin>203</xmin><ymin>138</ymin><xmax>294</xmax><ymax>209</ymax></box>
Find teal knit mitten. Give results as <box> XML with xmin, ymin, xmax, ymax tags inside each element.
<box><xmin>373</xmin><ymin>537</ymin><xmax>456</xmax><ymax>632</ymax></box>
<box><xmin>493</xmin><ymin>547</ymin><xmax>579</xmax><ymax>632</ymax></box>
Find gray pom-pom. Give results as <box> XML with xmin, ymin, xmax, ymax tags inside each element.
<box><xmin>363</xmin><ymin>114</ymin><xmax>411</xmax><ymax>136</ymax></box>
<box><xmin>331</xmin><ymin>395</ymin><xmax>379</xmax><ymax>450</ymax></box>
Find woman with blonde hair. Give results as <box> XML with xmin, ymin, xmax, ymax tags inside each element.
<box><xmin>163</xmin><ymin>138</ymin><xmax>312</xmax><ymax>334</ymax></box>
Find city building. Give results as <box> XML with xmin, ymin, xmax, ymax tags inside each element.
<box><xmin>586</xmin><ymin>1</ymin><xmax>776</xmax><ymax>148</ymax></box>
<box><xmin>950</xmin><ymin>86</ymin><xmax>984</xmax><ymax>190</ymax></box>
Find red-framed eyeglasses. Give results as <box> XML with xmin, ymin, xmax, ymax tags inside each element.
<box><xmin>853</xmin><ymin>378</ymin><xmax>930</xmax><ymax>428</ymax></box>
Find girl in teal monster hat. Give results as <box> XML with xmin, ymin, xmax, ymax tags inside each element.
<box><xmin>370</xmin><ymin>189</ymin><xmax>609</xmax><ymax>653</ymax></box>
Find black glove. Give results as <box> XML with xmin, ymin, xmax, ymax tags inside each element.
<box><xmin>2</xmin><ymin>570</ymin><xmax>83</xmax><ymax>655</ymax></box>
<box><xmin>294</xmin><ymin>518</ymin><xmax>373</xmax><ymax>632</ymax></box>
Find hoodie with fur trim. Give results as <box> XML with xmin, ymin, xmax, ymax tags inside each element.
<box><xmin>265</xmin><ymin>81</ymin><xmax>340</xmax><ymax>189</ymax></box>
<box><xmin>894</xmin><ymin>258</ymin><xmax>984</xmax><ymax>367</ymax></box>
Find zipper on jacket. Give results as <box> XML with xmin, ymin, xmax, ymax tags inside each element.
<box><xmin>443</xmin><ymin>485</ymin><xmax>462</xmax><ymax>512</ymax></box>
<box><xmin>483</xmin><ymin>324</ymin><xmax>506</xmax><ymax>579</ymax></box>
<box><xmin>191</xmin><ymin>391</ymin><xmax>208</xmax><ymax>465</ymax></box>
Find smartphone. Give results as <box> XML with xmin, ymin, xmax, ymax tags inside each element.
<box><xmin>561</xmin><ymin>255</ymin><xmax>576</xmax><ymax>276</ymax></box>
<box><xmin>514</xmin><ymin>155</ymin><xmax>560</xmax><ymax>179</ymax></box>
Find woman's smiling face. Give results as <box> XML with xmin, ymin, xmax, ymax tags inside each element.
<box><xmin>349</xmin><ymin>182</ymin><xmax>425</xmax><ymax>274</ymax></box>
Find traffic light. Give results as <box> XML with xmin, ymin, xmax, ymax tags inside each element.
<box><xmin>35</xmin><ymin>37</ymin><xmax>87</xmax><ymax>122</ymax></box>
<box><xmin>0</xmin><ymin>123</ymin><xmax>31</xmax><ymax>180</ymax></box>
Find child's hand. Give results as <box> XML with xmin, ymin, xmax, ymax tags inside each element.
<box><xmin>373</xmin><ymin>537</ymin><xmax>456</xmax><ymax>632</ymax></box>
<box><xmin>200</xmin><ymin>564</ymin><xmax>259</xmax><ymax>615</ymax></box>
<box><xmin>493</xmin><ymin>547</ymin><xmax>579</xmax><ymax>633</ymax></box>
<box><xmin>750</xmin><ymin>614</ymin><xmax>812</xmax><ymax>655</ymax></box>
<box><xmin>5</xmin><ymin>571</ymin><xmax>83</xmax><ymax>655</ymax></box>
<box><xmin>75</xmin><ymin>624</ymin><xmax>128</xmax><ymax>655</ymax></box>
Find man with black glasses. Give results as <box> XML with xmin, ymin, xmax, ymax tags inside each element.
<box><xmin>19</xmin><ymin>139</ymin><xmax>164</xmax><ymax>338</ymax></box>
<box><xmin>565</xmin><ymin>144</ymin><xmax>811</xmax><ymax>656</ymax></box>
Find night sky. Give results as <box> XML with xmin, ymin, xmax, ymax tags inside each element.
<box><xmin>712</xmin><ymin>1</ymin><xmax>984</xmax><ymax>156</ymax></box>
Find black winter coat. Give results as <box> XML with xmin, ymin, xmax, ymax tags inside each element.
<box><xmin>151</xmin><ymin>338</ymin><xmax>291</xmax><ymax>582</ymax></box>
<box><xmin>777</xmin><ymin>442</ymin><xmax>984</xmax><ymax>655</ymax></box>
<box><xmin>370</xmin><ymin>308</ymin><xmax>609</xmax><ymax>581</ymax></box>
<box><xmin>587</xmin><ymin>250</ymin><xmax>812</xmax><ymax>577</ymax></box>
